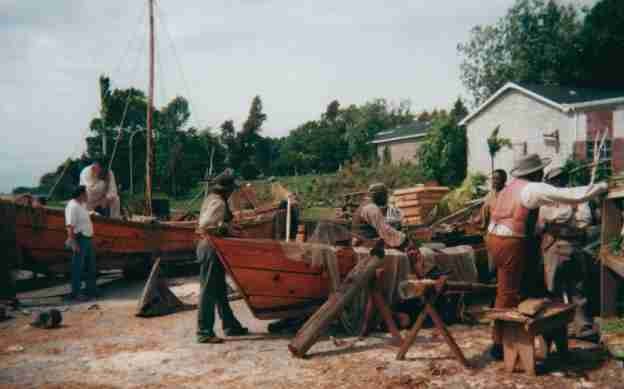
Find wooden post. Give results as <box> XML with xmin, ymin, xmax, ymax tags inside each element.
<box><xmin>285</xmin><ymin>196</ymin><xmax>292</xmax><ymax>242</ymax></box>
<box><xmin>288</xmin><ymin>243</ymin><xmax>386</xmax><ymax>358</ymax></box>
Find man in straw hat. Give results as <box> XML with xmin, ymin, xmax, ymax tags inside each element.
<box><xmin>486</xmin><ymin>154</ymin><xmax>607</xmax><ymax>359</ymax></box>
<box><xmin>537</xmin><ymin>166</ymin><xmax>599</xmax><ymax>340</ymax></box>
<box><xmin>196</xmin><ymin>169</ymin><xmax>249</xmax><ymax>344</ymax></box>
<box><xmin>351</xmin><ymin>183</ymin><xmax>408</xmax><ymax>249</ymax></box>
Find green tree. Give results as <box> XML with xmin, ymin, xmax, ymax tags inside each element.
<box><xmin>487</xmin><ymin>126</ymin><xmax>512</xmax><ymax>173</ymax></box>
<box><xmin>578</xmin><ymin>0</ymin><xmax>624</xmax><ymax>89</ymax></box>
<box><xmin>458</xmin><ymin>0</ymin><xmax>583</xmax><ymax>104</ymax></box>
<box><xmin>219</xmin><ymin>120</ymin><xmax>237</xmax><ymax>167</ymax></box>
<box><xmin>238</xmin><ymin>95</ymin><xmax>267</xmax><ymax>179</ymax></box>
<box><xmin>417</xmin><ymin>112</ymin><xmax>467</xmax><ymax>187</ymax></box>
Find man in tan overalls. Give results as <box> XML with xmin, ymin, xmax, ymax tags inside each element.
<box><xmin>538</xmin><ymin>167</ymin><xmax>598</xmax><ymax>340</ymax></box>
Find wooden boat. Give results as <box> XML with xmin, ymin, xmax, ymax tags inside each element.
<box><xmin>1</xmin><ymin>197</ymin><xmax>284</xmax><ymax>277</ymax></box>
<box><xmin>210</xmin><ymin>237</ymin><xmax>359</xmax><ymax>320</ymax></box>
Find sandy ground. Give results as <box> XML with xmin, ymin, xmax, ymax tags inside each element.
<box><xmin>1</xmin><ymin>276</ymin><xmax>624</xmax><ymax>389</ymax></box>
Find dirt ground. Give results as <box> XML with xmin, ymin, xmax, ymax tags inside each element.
<box><xmin>1</xmin><ymin>276</ymin><xmax>624</xmax><ymax>389</ymax></box>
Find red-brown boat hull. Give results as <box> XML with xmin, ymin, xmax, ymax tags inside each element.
<box><xmin>2</xmin><ymin>200</ymin><xmax>278</xmax><ymax>275</ymax></box>
<box><xmin>210</xmin><ymin>238</ymin><xmax>358</xmax><ymax>320</ymax></box>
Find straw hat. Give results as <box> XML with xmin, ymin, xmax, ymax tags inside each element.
<box><xmin>510</xmin><ymin>154</ymin><xmax>551</xmax><ymax>177</ymax></box>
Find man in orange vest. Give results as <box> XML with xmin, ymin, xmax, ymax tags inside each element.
<box><xmin>485</xmin><ymin>154</ymin><xmax>607</xmax><ymax>359</ymax></box>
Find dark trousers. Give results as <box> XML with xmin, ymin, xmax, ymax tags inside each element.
<box><xmin>197</xmin><ymin>239</ymin><xmax>241</xmax><ymax>337</ymax></box>
<box><xmin>71</xmin><ymin>235</ymin><xmax>97</xmax><ymax>297</ymax></box>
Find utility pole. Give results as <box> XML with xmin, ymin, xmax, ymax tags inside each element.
<box><xmin>145</xmin><ymin>0</ymin><xmax>155</xmax><ymax>215</ymax></box>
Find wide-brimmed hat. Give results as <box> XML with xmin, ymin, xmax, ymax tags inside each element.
<box><xmin>213</xmin><ymin>169</ymin><xmax>240</xmax><ymax>191</ymax></box>
<box><xmin>368</xmin><ymin>183</ymin><xmax>388</xmax><ymax>193</ymax></box>
<box><xmin>510</xmin><ymin>153</ymin><xmax>551</xmax><ymax>177</ymax></box>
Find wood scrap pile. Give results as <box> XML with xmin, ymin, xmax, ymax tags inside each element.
<box><xmin>392</xmin><ymin>186</ymin><xmax>450</xmax><ymax>226</ymax></box>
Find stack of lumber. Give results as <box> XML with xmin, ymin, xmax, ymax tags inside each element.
<box><xmin>393</xmin><ymin>186</ymin><xmax>450</xmax><ymax>226</ymax></box>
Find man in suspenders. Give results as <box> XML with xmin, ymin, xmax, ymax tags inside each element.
<box><xmin>486</xmin><ymin>154</ymin><xmax>607</xmax><ymax>359</ymax></box>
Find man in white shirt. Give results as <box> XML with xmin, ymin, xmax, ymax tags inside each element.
<box><xmin>65</xmin><ymin>185</ymin><xmax>97</xmax><ymax>300</ymax></box>
<box><xmin>485</xmin><ymin>154</ymin><xmax>607</xmax><ymax>359</ymax></box>
<box><xmin>196</xmin><ymin>170</ymin><xmax>248</xmax><ymax>344</ymax></box>
<box><xmin>79</xmin><ymin>158</ymin><xmax>120</xmax><ymax>218</ymax></box>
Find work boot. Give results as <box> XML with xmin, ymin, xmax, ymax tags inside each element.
<box><xmin>224</xmin><ymin>326</ymin><xmax>249</xmax><ymax>337</ymax></box>
<box><xmin>487</xmin><ymin>343</ymin><xmax>504</xmax><ymax>361</ymax></box>
<box><xmin>197</xmin><ymin>334</ymin><xmax>224</xmax><ymax>344</ymax></box>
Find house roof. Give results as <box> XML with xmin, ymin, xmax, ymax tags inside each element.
<box><xmin>460</xmin><ymin>82</ymin><xmax>624</xmax><ymax>126</ymax></box>
<box><xmin>371</xmin><ymin>121</ymin><xmax>430</xmax><ymax>144</ymax></box>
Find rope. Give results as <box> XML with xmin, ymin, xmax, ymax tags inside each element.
<box><xmin>156</xmin><ymin>1</ymin><xmax>205</xmax><ymax>131</ymax></box>
<box><xmin>47</xmin><ymin>5</ymin><xmax>147</xmax><ymax>199</ymax></box>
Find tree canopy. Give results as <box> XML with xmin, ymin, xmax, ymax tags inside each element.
<box><xmin>458</xmin><ymin>0</ymin><xmax>623</xmax><ymax>105</ymax></box>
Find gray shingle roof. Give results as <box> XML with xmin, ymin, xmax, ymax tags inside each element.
<box><xmin>517</xmin><ymin>83</ymin><xmax>624</xmax><ymax>105</ymax></box>
<box><xmin>372</xmin><ymin>121</ymin><xmax>430</xmax><ymax>144</ymax></box>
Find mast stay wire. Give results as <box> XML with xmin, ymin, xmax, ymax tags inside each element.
<box><xmin>107</xmin><ymin>9</ymin><xmax>151</xmax><ymax>172</ymax></box>
<box><xmin>48</xmin><ymin>3</ymin><xmax>148</xmax><ymax>198</ymax></box>
<box><xmin>156</xmin><ymin>1</ymin><xmax>206</xmax><ymax>132</ymax></box>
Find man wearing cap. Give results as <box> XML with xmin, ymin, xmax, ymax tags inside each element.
<box><xmin>79</xmin><ymin>158</ymin><xmax>121</xmax><ymax>218</ymax></box>
<box><xmin>351</xmin><ymin>183</ymin><xmax>407</xmax><ymax>249</ymax></box>
<box><xmin>486</xmin><ymin>154</ymin><xmax>607</xmax><ymax>359</ymax></box>
<box><xmin>537</xmin><ymin>166</ymin><xmax>598</xmax><ymax>339</ymax></box>
<box><xmin>196</xmin><ymin>170</ymin><xmax>248</xmax><ymax>344</ymax></box>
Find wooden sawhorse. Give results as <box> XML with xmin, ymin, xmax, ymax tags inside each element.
<box><xmin>395</xmin><ymin>277</ymin><xmax>470</xmax><ymax>368</ymax></box>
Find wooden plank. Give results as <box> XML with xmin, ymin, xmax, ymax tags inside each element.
<box><xmin>394</xmin><ymin>199</ymin><xmax>440</xmax><ymax>208</ymax></box>
<box><xmin>393</xmin><ymin>187</ymin><xmax>449</xmax><ymax>196</ymax></box>
<box><xmin>229</xmin><ymin>267</ymin><xmax>329</xmax><ymax>299</ymax></box>
<box><xmin>601</xmin><ymin>265</ymin><xmax>620</xmax><ymax>317</ymax></box>
<box><xmin>602</xmin><ymin>251</ymin><xmax>624</xmax><ymax>278</ymax></box>
<box><xmin>393</xmin><ymin>193</ymin><xmax>447</xmax><ymax>202</ymax></box>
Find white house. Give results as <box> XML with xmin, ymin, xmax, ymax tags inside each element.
<box><xmin>372</xmin><ymin>121</ymin><xmax>431</xmax><ymax>164</ymax></box>
<box><xmin>460</xmin><ymin>82</ymin><xmax>624</xmax><ymax>175</ymax></box>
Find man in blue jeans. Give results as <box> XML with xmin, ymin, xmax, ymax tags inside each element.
<box><xmin>65</xmin><ymin>185</ymin><xmax>97</xmax><ymax>301</ymax></box>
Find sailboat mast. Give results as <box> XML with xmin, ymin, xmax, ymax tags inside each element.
<box><xmin>145</xmin><ymin>0</ymin><xmax>155</xmax><ymax>216</ymax></box>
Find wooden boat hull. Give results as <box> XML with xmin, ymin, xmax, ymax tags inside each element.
<box><xmin>1</xmin><ymin>200</ymin><xmax>278</xmax><ymax>276</ymax></box>
<box><xmin>210</xmin><ymin>238</ymin><xmax>358</xmax><ymax>320</ymax></box>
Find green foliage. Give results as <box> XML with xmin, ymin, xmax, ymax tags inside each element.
<box><xmin>487</xmin><ymin>126</ymin><xmax>512</xmax><ymax>172</ymax></box>
<box><xmin>458</xmin><ymin>0</ymin><xmax>584</xmax><ymax>104</ymax></box>
<box><xmin>434</xmin><ymin>173</ymin><xmax>489</xmax><ymax>218</ymax></box>
<box><xmin>417</xmin><ymin>112</ymin><xmax>468</xmax><ymax>187</ymax></box>
<box><xmin>577</xmin><ymin>0</ymin><xmax>624</xmax><ymax>90</ymax></box>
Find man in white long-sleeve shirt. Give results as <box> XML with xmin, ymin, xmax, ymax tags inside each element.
<box><xmin>485</xmin><ymin>153</ymin><xmax>607</xmax><ymax>359</ymax></box>
<box><xmin>79</xmin><ymin>158</ymin><xmax>120</xmax><ymax>218</ymax></box>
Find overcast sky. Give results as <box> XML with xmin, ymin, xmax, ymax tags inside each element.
<box><xmin>0</xmin><ymin>0</ymin><xmax>596</xmax><ymax>193</ymax></box>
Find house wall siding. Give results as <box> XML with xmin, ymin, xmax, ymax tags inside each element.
<box><xmin>466</xmin><ymin>90</ymin><xmax>575</xmax><ymax>174</ymax></box>
<box><xmin>376</xmin><ymin>138</ymin><xmax>423</xmax><ymax>164</ymax></box>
